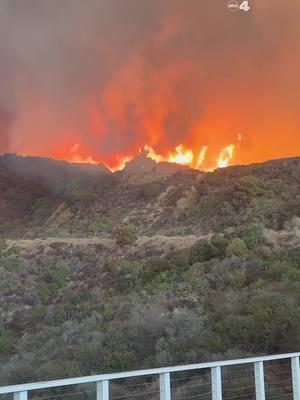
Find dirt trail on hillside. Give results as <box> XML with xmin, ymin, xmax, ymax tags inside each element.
<box><xmin>5</xmin><ymin>237</ymin><xmax>117</xmax><ymax>252</ymax></box>
<box><xmin>7</xmin><ymin>228</ymin><xmax>300</xmax><ymax>255</ymax></box>
<box><xmin>5</xmin><ymin>234</ymin><xmax>209</xmax><ymax>253</ymax></box>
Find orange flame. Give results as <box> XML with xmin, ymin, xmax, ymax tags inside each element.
<box><xmin>67</xmin><ymin>140</ymin><xmax>237</xmax><ymax>171</ymax></box>
<box><xmin>167</xmin><ymin>145</ymin><xmax>194</xmax><ymax>165</ymax></box>
<box><xmin>69</xmin><ymin>144</ymin><xmax>97</xmax><ymax>164</ymax></box>
<box><xmin>196</xmin><ymin>146</ymin><xmax>208</xmax><ymax>169</ymax></box>
<box><xmin>111</xmin><ymin>156</ymin><xmax>132</xmax><ymax>172</ymax></box>
<box><xmin>71</xmin><ymin>155</ymin><xmax>97</xmax><ymax>164</ymax></box>
<box><xmin>217</xmin><ymin>145</ymin><xmax>235</xmax><ymax>168</ymax></box>
<box><xmin>143</xmin><ymin>145</ymin><xmax>163</xmax><ymax>163</ymax></box>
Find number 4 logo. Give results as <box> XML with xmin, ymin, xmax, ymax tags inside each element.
<box><xmin>239</xmin><ymin>0</ymin><xmax>250</xmax><ymax>11</ymax></box>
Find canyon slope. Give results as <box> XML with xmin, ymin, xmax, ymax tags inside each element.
<box><xmin>1</xmin><ymin>154</ymin><xmax>300</xmax><ymax>385</ymax></box>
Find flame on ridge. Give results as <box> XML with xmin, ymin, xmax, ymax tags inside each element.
<box><xmin>140</xmin><ymin>143</ymin><xmax>236</xmax><ymax>171</ymax></box>
<box><xmin>167</xmin><ymin>145</ymin><xmax>193</xmax><ymax>165</ymax></box>
<box><xmin>216</xmin><ymin>145</ymin><xmax>235</xmax><ymax>169</ymax></box>
<box><xmin>67</xmin><ymin>140</ymin><xmax>239</xmax><ymax>171</ymax></box>
<box><xmin>69</xmin><ymin>144</ymin><xmax>97</xmax><ymax>164</ymax></box>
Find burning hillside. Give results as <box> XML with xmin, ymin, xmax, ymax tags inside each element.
<box><xmin>64</xmin><ymin>141</ymin><xmax>237</xmax><ymax>172</ymax></box>
<box><xmin>1</xmin><ymin>1</ymin><xmax>300</xmax><ymax>171</ymax></box>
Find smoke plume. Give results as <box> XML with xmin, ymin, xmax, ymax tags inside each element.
<box><xmin>1</xmin><ymin>0</ymin><xmax>300</xmax><ymax>169</ymax></box>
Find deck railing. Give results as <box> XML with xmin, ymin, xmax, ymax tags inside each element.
<box><xmin>0</xmin><ymin>352</ymin><xmax>300</xmax><ymax>400</ymax></box>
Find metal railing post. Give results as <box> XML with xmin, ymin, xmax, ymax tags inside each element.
<box><xmin>254</xmin><ymin>361</ymin><xmax>265</xmax><ymax>400</ymax></box>
<box><xmin>292</xmin><ymin>357</ymin><xmax>300</xmax><ymax>400</ymax></box>
<box><xmin>14</xmin><ymin>392</ymin><xmax>28</xmax><ymax>400</ymax></box>
<box><xmin>160</xmin><ymin>372</ymin><xmax>171</xmax><ymax>400</ymax></box>
<box><xmin>211</xmin><ymin>366</ymin><xmax>222</xmax><ymax>400</ymax></box>
<box><xmin>97</xmin><ymin>380</ymin><xmax>109</xmax><ymax>400</ymax></box>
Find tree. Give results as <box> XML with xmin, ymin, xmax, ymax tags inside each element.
<box><xmin>232</xmin><ymin>175</ymin><xmax>266</xmax><ymax>209</ymax></box>
<box><xmin>234</xmin><ymin>223</ymin><xmax>264</xmax><ymax>250</ymax></box>
<box><xmin>226</xmin><ymin>238</ymin><xmax>248</xmax><ymax>257</ymax></box>
<box><xmin>189</xmin><ymin>239</ymin><xmax>214</xmax><ymax>264</ymax></box>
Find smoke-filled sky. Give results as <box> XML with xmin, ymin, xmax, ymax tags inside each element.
<box><xmin>1</xmin><ymin>0</ymin><xmax>300</xmax><ymax>170</ymax></box>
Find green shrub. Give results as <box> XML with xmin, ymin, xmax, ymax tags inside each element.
<box><xmin>104</xmin><ymin>351</ymin><xmax>135</xmax><ymax>372</ymax></box>
<box><xmin>30</xmin><ymin>305</ymin><xmax>47</xmax><ymax>323</ymax></box>
<box><xmin>234</xmin><ymin>223</ymin><xmax>264</xmax><ymax>249</ymax></box>
<box><xmin>88</xmin><ymin>216</ymin><xmax>114</xmax><ymax>235</ymax></box>
<box><xmin>0</xmin><ymin>327</ymin><xmax>15</xmax><ymax>356</ymax></box>
<box><xmin>233</xmin><ymin>175</ymin><xmax>266</xmax><ymax>208</ymax></box>
<box><xmin>265</xmin><ymin>260</ymin><xmax>286</xmax><ymax>280</ymax></box>
<box><xmin>35</xmin><ymin>260</ymin><xmax>69</xmax><ymax>304</ymax></box>
<box><xmin>211</xmin><ymin>234</ymin><xmax>229</xmax><ymax>257</ymax></box>
<box><xmin>226</xmin><ymin>238</ymin><xmax>248</xmax><ymax>257</ymax></box>
<box><xmin>189</xmin><ymin>239</ymin><xmax>214</xmax><ymax>264</ymax></box>
<box><xmin>249</xmin><ymin>198</ymin><xmax>278</xmax><ymax>223</ymax></box>
<box><xmin>248</xmin><ymin>292</ymin><xmax>300</xmax><ymax>352</ymax></box>
<box><xmin>114</xmin><ymin>224</ymin><xmax>137</xmax><ymax>246</ymax></box>
<box><xmin>67</xmin><ymin>176</ymin><xmax>97</xmax><ymax>207</ymax></box>
<box><xmin>224</xmin><ymin>269</ymin><xmax>246</xmax><ymax>289</ymax></box>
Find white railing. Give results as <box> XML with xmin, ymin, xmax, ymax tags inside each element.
<box><xmin>0</xmin><ymin>352</ymin><xmax>299</xmax><ymax>400</ymax></box>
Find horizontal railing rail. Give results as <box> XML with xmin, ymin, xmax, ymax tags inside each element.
<box><xmin>1</xmin><ymin>352</ymin><xmax>300</xmax><ymax>399</ymax></box>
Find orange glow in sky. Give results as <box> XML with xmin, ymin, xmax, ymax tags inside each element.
<box><xmin>1</xmin><ymin>0</ymin><xmax>300</xmax><ymax>171</ymax></box>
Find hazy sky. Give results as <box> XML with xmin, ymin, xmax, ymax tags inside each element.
<box><xmin>1</xmin><ymin>0</ymin><xmax>300</xmax><ymax>169</ymax></box>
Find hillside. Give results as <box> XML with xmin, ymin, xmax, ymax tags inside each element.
<box><xmin>2</xmin><ymin>154</ymin><xmax>300</xmax><ymax>239</ymax></box>
<box><xmin>1</xmin><ymin>155</ymin><xmax>300</xmax><ymax>385</ymax></box>
<box><xmin>0</xmin><ymin>154</ymin><xmax>110</xmax><ymax>193</ymax></box>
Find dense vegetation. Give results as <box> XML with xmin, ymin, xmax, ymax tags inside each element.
<box><xmin>1</xmin><ymin>155</ymin><xmax>300</xmax><ymax>385</ymax></box>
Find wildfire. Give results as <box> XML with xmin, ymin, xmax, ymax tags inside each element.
<box><xmin>216</xmin><ymin>145</ymin><xmax>235</xmax><ymax>169</ymax></box>
<box><xmin>66</xmin><ymin>141</ymin><xmax>237</xmax><ymax>171</ymax></box>
<box><xmin>68</xmin><ymin>143</ymin><xmax>97</xmax><ymax>164</ymax></box>
<box><xmin>70</xmin><ymin>155</ymin><xmax>97</xmax><ymax>164</ymax></box>
<box><xmin>142</xmin><ymin>143</ymin><xmax>235</xmax><ymax>170</ymax></box>
<box><xmin>143</xmin><ymin>145</ymin><xmax>163</xmax><ymax>163</ymax></box>
<box><xmin>196</xmin><ymin>146</ymin><xmax>208</xmax><ymax>168</ymax></box>
<box><xmin>167</xmin><ymin>145</ymin><xmax>194</xmax><ymax>165</ymax></box>
<box><xmin>110</xmin><ymin>156</ymin><xmax>132</xmax><ymax>172</ymax></box>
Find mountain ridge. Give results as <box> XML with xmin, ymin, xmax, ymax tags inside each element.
<box><xmin>2</xmin><ymin>153</ymin><xmax>300</xmax><ymax>239</ymax></box>
<box><xmin>1</xmin><ymin>152</ymin><xmax>300</xmax><ymax>385</ymax></box>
